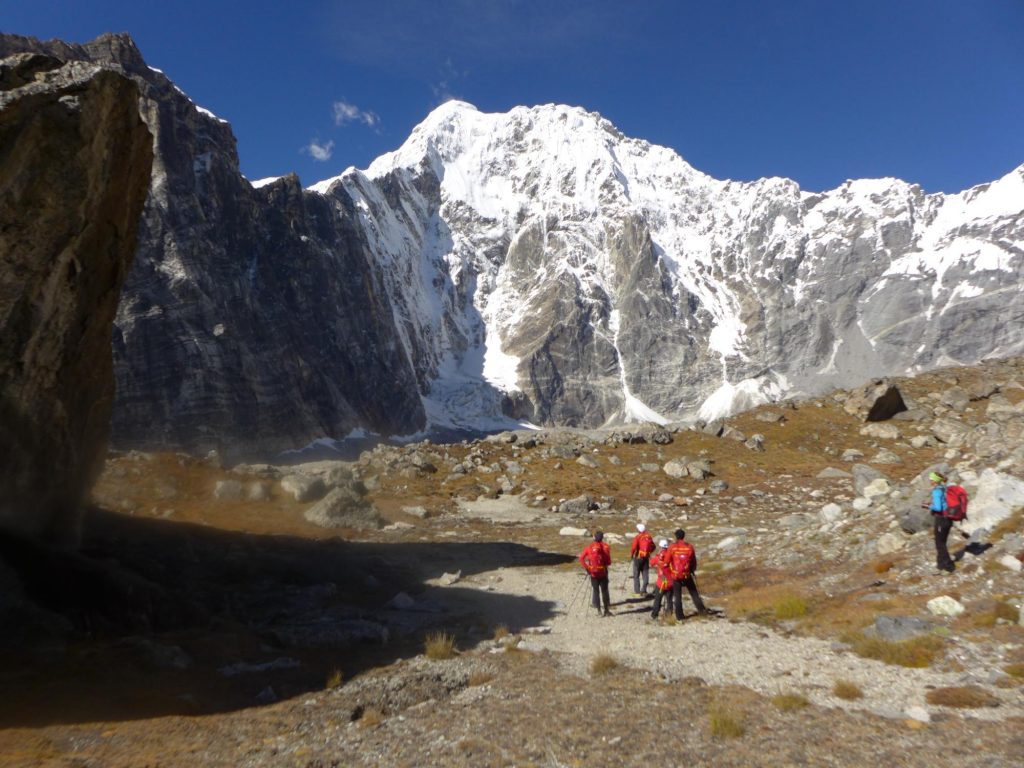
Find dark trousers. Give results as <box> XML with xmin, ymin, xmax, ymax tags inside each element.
<box><xmin>933</xmin><ymin>515</ymin><xmax>955</xmax><ymax>571</ymax></box>
<box><xmin>632</xmin><ymin>556</ymin><xmax>650</xmax><ymax>594</ymax></box>
<box><xmin>651</xmin><ymin>587</ymin><xmax>674</xmax><ymax>618</ymax></box>
<box><xmin>590</xmin><ymin>575</ymin><xmax>610</xmax><ymax>611</ymax></box>
<box><xmin>673</xmin><ymin>575</ymin><xmax>707</xmax><ymax>619</ymax></box>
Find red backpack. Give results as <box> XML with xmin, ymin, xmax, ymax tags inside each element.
<box><xmin>668</xmin><ymin>541</ymin><xmax>693</xmax><ymax>580</ymax></box>
<box><xmin>945</xmin><ymin>485</ymin><xmax>968</xmax><ymax>521</ymax></box>
<box><xmin>582</xmin><ymin>542</ymin><xmax>608</xmax><ymax>578</ymax></box>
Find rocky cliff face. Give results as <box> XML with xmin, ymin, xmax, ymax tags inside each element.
<box><xmin>0</xmin><ymin>50</ymin><xmax>152</xmax><ymax>542</ymax></box>
<box><xmin>2</xmin><ymin>34</ymin><xmax>1021</xmax><ymax>459</ymax></box>
<box><xmin>0</xmin><ymin>34</ymin><xmax>427</xmax><ymax>461</ymax></box>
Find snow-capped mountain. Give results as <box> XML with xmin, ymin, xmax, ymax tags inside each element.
<box><xmin>5</xmin><ymin>34</ymin><xmax>1021</xmax><ymax>457</ymax></box>
<box><xmin>311</xmin><ymin>100</ymin><xmax>1024</xmax><ymax>431</ymax></box>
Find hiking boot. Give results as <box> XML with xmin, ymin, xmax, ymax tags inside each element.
<box><xmin>603</xmin><ymin>609</ymin><xmax>612</xmax><ymax>617</ymax></box>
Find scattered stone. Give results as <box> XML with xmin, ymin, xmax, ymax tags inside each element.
<box><xmin>841</xmin><ymin>449</ymin><xmax>864</xmax><ymax>462</ymax></box>
<box><xmin>438</xmin><ymin>571</ymin><xmax>462</xmax><ymax>586</ymax></box>
<box><xmin>905</xmin><ymin>706</ymin><xmax>931</xmax><ymax>724</ymax></box>
<box><xmin>686</xmin><ymin>460</ymin><xmax>713</xmax><ymax>480</ymax></box>
<box><xmin>402</xmin><ymin>505</ymin><xmax>429</xmax><ymax>519</ymax></box>
<box><xmin>709</xmin><ymin>479</ymin><xmax>729</xmax><ymax>493</ymax></box>
<box><xmin>875</xmin><ymin>532</ymin><xmax>906</xmax><ymax>555</ymax></box>
<box><xmin>870</xmin><ymin>449</ymin><xmax>903</xmax><ymax>465</ymax></box>
<box><xmin>932</xmin><ymin>419</ymin><xmax>970</xmax><ymax>445</ymax></box>
<box><xmin>247</xmin><ymin>482</ymin><xmax>271</xmax><ymax>501</ymax></box>
<box><xmin>663</xmin><ymin>459</ymin><xmax>690</xmax><ymax>479</ymax></box>
<box><xmin>640</xmin><ymin>463</ymin><xmax>661</xmax><ymax>473</ymax></box>
<box><xmin>817</xmin><ymin>467</ymin><xmax>852</xmax><ymax>480</ymax></box>
<box><xmin>281</xmin><ymin>474</ymin><xmax>326</xmax><ymax>503</ymax></box>
<box><xmin>388</xmin><ymin>592</ymin><xmax>416</xmax><ymax>610</ymax></box>
<box><xmin>716</xmin><ymin>534</ymin><xmax>747</xmax><ymax>551</ymax></box>
<box><xmin>304</xmin><ymin>488</ymin><xmax>381</xmax><ymax>529</ymax></box>
<box><xmin>939</xmin><ymin>387</ymin><xmax>970</xmax><ymax>411</ymax></box>
<box><xmin>819</xmin><ymin>503</ymin><xmax>843</xmax><ymax>524</ymax></box>
<box><xmin>744</xmin><ymin>434</ymin><xmax>766</xmax><ymax>452</ymax></box>
<box><xmin>608</xmin><ymin>455</ymin><xmax>622</xmax><ymax>466</ymax></box>
<box><xmin>558</xmin><ymin>495</ymin><xmax>596</xmax><ymax>515</ymax></box>
<box><xmin>860</xmin><ymin>423</ymin><xmax>901</xmax><ymax>440</ymax></box>
<box><xmin>852</xmin><ymin>497</ymin><xmax>872</xmax><ymax>512</ymax></box>
<box><xmin>721</xmin><ymin>426</ymin><xmax>746</xmax><ymax>442</ymax></box>
<box><xmin>963</xmin><ymin>469</ymin><xmax>1024</xmax><ymax>535</ymax></box>
<box><xmin>755</xmin><ymin>411</ymin><xmax>786</xmax><ymax>423</ymax></box>
<box><xmin>864</xmin><ymin>616</ymin><xmax>934</xmax><ymax>642</ymax></box>
<box><xmin>998</xmin><ymin>555</ymin><xmax>1023</xmax><ymax>573</ymax></box>
<box><xmin>576</xmin><ymin>455</ymin><xmax>599</xmax><ymax>469</ymax></box>
<box><xmin>657</xmin><ymin>493</ymin><xmax>675</xmax><ymax>503</ymax></box>
<box><xmin>910</xmin><ymin>435</ymin><xmax>937</xmax><ymax>449</ymax></box>
<box><xmin>559</xmin><ymin>526</ymin><xmax>588</xmax><ymax>537</ymax></box>
<box><xmin>926</xmin><ymin>596</ymin><xmax>965</xmax><ymax>617</ymax></box>
<box><xmin>255</xmin><ymin>686</ymin><xmax>278</xmax><ymax>705</ymax></box>
<box><xmin>700</xmin><ymin>419</ymin><xmax>725</xmax><ymax>437</ymax></box>
<box><xmin>851</xmin><ymin>464</ymin><xmax>886</xmax><ymax>496</ymax></box>
<box><xmin>862</xmin><ymin>478</ymin><xmax>891</xmax><ymax>499</ymax></box>
<box><xmin>213</xmin><ymin>479</ymin><xmax>243</xmax><ymax>500</ymax></box>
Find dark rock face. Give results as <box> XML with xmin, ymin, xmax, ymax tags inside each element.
<box><xmin>0</xmin><ymin>51</ymin><xmax>153</xmax><ymax>542</ymax></box>
<box><xmin>0</xmin><ymin>34</ymin><xmax>426</xmax><ymax>461</ymax></box>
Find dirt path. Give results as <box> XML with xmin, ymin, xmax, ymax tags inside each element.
<box><xmin>447</xmin><ymin>559</ymin><xmax>1023</xmax><ymax>723</ymax></box>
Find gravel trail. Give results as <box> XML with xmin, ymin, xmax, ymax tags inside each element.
<box><xmin>454</xmin><ymin>560</ymin><xmax>1023</xmax><ymax>722</ymax></box>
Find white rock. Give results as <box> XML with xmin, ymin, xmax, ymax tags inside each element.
<box><xmin>998</xmin><ymin>555</ymin><xmax>1022</xmax><ymax>573</ymax></box>
<box><xmin>961</xmin><ymin>468</ymin><xmax>1024</xmax><ymax>535</ymax></box>
<box><xmin>875</xmin><ymin>532</ymin><xmax>906</xmax><ymax>555</ymax></box>
<box><xmin>716</xmin><ymin>534</ymin><xmax>747</xmax><ymax>551</ymax></box>
<box><xmin>819</xmin><ymin>503</ymin><xmax>843</xmax><ymax>523</ymax></box>
<box><xmin>905</xmin><ymin>706</ymin><xmax>931</xmax><ymax>723</ymax></box>
<box><xmin>559</xmin><ymin>526</ymin><xmax>589</xmax><ymax>537</ymax></box>
<box><xmin>860</xmin><ymin>423</ymin><xmax>901</xmax><ymax>440</ymax></box>
<box><xmin>862</xmin><ymin>478</ymin><xmax>891</xmax><ymax>499</ymax></box>
<box><xmin>388</xmin><ymin>592</ymin><xmax>415</xmax><ymax>609</ymax></box>
<box><xmin>926</xmin><ymin>596</ymin><xmax>965</xmax><ymax>617</ymax></box>
<box><xmin>852</xmin><ymin>497</ymin><xmax>872</xmax><ymax>511</ymax></box>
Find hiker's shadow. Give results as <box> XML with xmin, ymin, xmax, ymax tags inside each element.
<box><xmin>953</xmin><ymin>541</ymin><xmax>993</xmax><ymax>561</ymax></box>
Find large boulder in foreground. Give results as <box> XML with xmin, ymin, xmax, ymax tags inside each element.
<box><xmin>0</xmin><ymin>52</ymin><xmax>153</xmax><ymax>543</ymax></box>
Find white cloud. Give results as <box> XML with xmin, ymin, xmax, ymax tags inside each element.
<box><xmin>333</xmin><ymin>100</ymin><xmax>379</xmax><ymax>127</ymax></box>
<box><xmin>303</xmin><ymin>139</ymin><xmax>335</xmax><ymax>162</ymax></box>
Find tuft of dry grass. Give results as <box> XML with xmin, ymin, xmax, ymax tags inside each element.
<box><xmin>773</xmin><ymin>595</ymin><xmax>809</xmax><ymax>620</ymax></box>
<box><xmin>833</xmin><ymin>680</ymin><xmax>863</xmax><ymax>700</ymax></box>
<box><xmin>708</xmin><ymin>704</ymin><xmax>745</xmax><ymax>739</ymax></box>
<box><xmin>1004</xmin><ymin>663</ymin><xmax>1024</xmax><ymax>680</ymax></box>
<box><xmin>872</xmin><ymin>559</ymin><xmax>895</xmax><ymax>574</ymax></box>
<box><xmin>358</xmin><ymin>706</ymin><xmax>384</xmax><ymax>727</ymax></box>
<box><xmin>990</xmin><ymin>507</ymin><xmax>1024</xmax><ymax>542</ymax></box>
<box><xmin>844</xmin><ymin>632</ymin><xmax>943</xmax><ymax>668</ymax></box>
<box><xmin>424</xmin><ymin>631</ymin><xmax>457</xmax><ymax>660</ymax></box>
<box><xmin>925</xmin><ymin>686</ymin><xmax>1000</xmax><ymax>708</ymax></box>
<box><xmin>325</xmin><ymin>668</ymin><xmax>343</xmax><ymax>689</ymax></box>
<box><xmin>492</xmin><ymin>624</ymin><xmax>510</xmax><ymax>641</ymax></box>
<box><xmin>590</xmin><ymin>654</ymin><xmax>620</xmax><ymax>675</ymax></box>
<box><xmin>468</xmin><ymin>670</ymin><xmax>495</xmax><ymax>686</ymax></box>
<box><xmin>771</xmin><ymin>692</ymin><xmax>810</xmax><ymax>711</ymax></box>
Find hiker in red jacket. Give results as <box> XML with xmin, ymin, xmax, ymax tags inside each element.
<box><xmin>666</xmin><ymin>529</ymin><xmax>708</xmax><ymax>620</ymax></box>
<box><xmin>630</xmin><ymin>523</ymin><xmax>655</xmax><ymax>596</ymax></box>
<box><xmin>579</xmin><ymin>530</ymin><xmax>612</xmax><ymax>616</ymax></box>
<box><xmin>649</xmin><ymin>538</ymin><xmax>675</xmax><ymax>620</ymax></box>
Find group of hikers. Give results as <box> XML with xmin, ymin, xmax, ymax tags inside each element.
<box><xmin>575</xmin><ymin>469</ymin><xmax>967</xmax><ymax>619</ymax></box>
<box><xmin>578</xmin><ymin>524</ymin><xmax>708</xmax><ymax>620</ymax></box>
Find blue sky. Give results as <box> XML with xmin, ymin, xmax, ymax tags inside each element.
<box><xmin>6</xmin><ymin>1</ymin><xmax>1023</xmax><ymax>192</ymax></box>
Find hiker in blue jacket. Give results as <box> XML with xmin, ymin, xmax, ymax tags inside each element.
<box><xmin>928</xmin><ymin>471</ymin><xmax>955</xmax><ymax>573</ymax></box>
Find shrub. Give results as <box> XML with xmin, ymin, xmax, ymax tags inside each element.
<box><xmin>590</xmin><ymin>654</ymin><xmax>620</xmax><ymax>675</ymax></box>
<box><xmin>845</xmin><ymin>632</ymin><xmax>943</xmax><ymax>668</ymax></box>
<box><xmin>708</xmin><ymin>705</ymin><xmax>745</xmax><ymax>738</ymax></box>
<box><xmin>468</xmin><ymin>670</ymin><xmax>495</xmax><ymax>686</ymax></box>
<box><xmin>358</xmin><ymin>706</ymin><xmax>384</xmax><ymax>727</ymax></box>
<box><xmin>425</xmin><ymin>631</ymin><xmax>457</xmax><ymax>660</ymax></box>
<box><xmin>833</xmin><ymin>680</ymin><xmax>863</xmax><ymax>700</ymax></box>
<box><xmin>772</xmin><ymin>692</ymin><xmax>810</xmax><ymax>711</ymax></box>
<box><xmin>325</xmin><ymin>668</ymin><xmax>343</xmax><ymax>689</ymax></box>
<box><xmin>925</xmin><ymin>686</ymin><xmax>1000</xmax><ymax>708</ymax></box>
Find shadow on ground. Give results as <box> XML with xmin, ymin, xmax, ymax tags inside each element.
<box><xmin>0</xmin><ymin>507</ymin><xmax>572</xmax><ymax>728</ymax></box>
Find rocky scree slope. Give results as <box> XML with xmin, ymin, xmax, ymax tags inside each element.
<box><xmin>0</xmin><ymin>50</ymin><xmax>152</xmax><ymax>543</ymax></box>
<box><xmin>3</xmin><ymin>34</ymin><xmax>1022</xmax><ymax>458</ymax></box>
